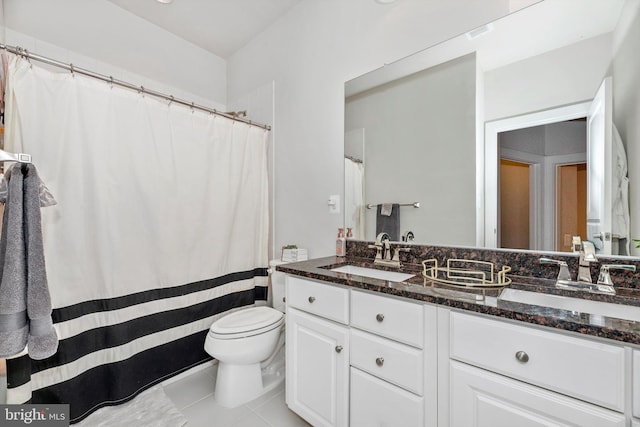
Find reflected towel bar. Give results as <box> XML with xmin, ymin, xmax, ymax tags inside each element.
<box><xmin>366</xmin><ymin>202</ymin><xmax>420</xmax><ymax>209</ymax></box>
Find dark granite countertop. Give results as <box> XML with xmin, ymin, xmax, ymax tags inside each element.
<box><xmin>277</xmin><ymin>256</ymin><xmax>640</xmax><ymax>346</ymax></box>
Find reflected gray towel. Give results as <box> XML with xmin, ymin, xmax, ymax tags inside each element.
<box><xmin>376</xmin><ymin>203</ymin><xmax>400</xmax><ymax>241</ymax></box>
<box><xmin>0</xmin><ymin>163</ymin><xmax>57</xmax><ymax>360</ymax></box>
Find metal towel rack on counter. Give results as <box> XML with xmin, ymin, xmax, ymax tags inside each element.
<box><xmin>366</xmin><ymin>202</ymin><xmax>420</xmax><ymax>209</ymax></box>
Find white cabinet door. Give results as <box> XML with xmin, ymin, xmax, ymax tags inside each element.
<box><xmin>450</xmin><ymin>360</ymin><xmax>625</xmax><ymax>427</ymax></box>
<box><xmin>286</xmin><ymin>307</ymin><xmax>349</xmax><ymax>427</ymax></box>
<box><xmin>350</xmin><ymin>367</ymin><xmax>423</xmax><ymax>427</ymax></box>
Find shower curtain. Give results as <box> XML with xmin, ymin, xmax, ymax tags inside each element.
<box><xmin>344</xmin><ymin>157</ymin><xmax>365</xmax><ymax>239</ymax></box>
<box><xmin>2</xmin><ymin>56</ymin><xmax>269</xmax><ymax>422</ymax></box>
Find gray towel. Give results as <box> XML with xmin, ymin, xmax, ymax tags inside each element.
<box><xmin>376</xmin><ymin>203</ymin><xmax>400</xmax><ymax>241</ymax></box>
<box><xmin>0</xmin><ymin>163</ymin><xmax>58</xmax><ymax>360</ymax></box>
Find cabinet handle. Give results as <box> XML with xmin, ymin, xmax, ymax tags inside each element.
<box><xmin>375</xmin><ymin>357</ymin><xmax>384</xmax><ymax>367</ymax></box>
<box><xmin>515</xmin><ymin>351</ymin><xmax>529</xmax><ymax>363</ymax></box>
<box><xmin>376</xmin><ymin>313</ymin><xmax>384</xmax><ymax>322</ymax></box>
<box><xmin>335</xmin><ymin>345</ymin><xmax>343</xmax><ymax>353</ymax></box>
<box><xmin>308</xmin><ymin>296</ymin><xmax>316</xmax><ymax>303</ymax></box>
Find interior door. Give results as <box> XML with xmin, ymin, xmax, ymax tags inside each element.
<box><xmin>586</xmin><ymin>77</ymin><xmax>613</xmax><ymax>254</ymax></box>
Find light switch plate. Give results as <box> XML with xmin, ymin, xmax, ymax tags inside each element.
<box><xmin>328</xmin><ymin>195</ymin><xmax>340</xmax><ymax>213</ymax></box>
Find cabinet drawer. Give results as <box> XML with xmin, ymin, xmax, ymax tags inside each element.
<box><xmin>450</xmin><ymin>360</ymin><xmax>625</xmax><ymax>427</ymax></box>
<box><xmin>350</xmin><ymin>367</ymin><xmax>423</xmax><ymax>427</ymax></box>
<box><xmin>450</xmin><ymin>311</ymin><xmax>626</xmax><ymax>412</ymax></box>
<box><xmin>350</xmin><ymin>328</ymin><xmax>423</xmax><ymax>395</ymax></box>
<box><xmin>634</xmin><ymin>350</ymin><xmax>640</xmax><ymax>418</ymax></box>
<box><xmin>286</xmin><ymin>276</ymin><xmax>349</xmax><ymax>324</ymax></box>
<box><xmin>351</xmin><ymin>290</ymin><xmax>423</xmax><ymax>348</ymax></box>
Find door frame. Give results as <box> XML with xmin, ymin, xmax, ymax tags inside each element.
<box><xmin>483</xmin><ymin>101</ymin><xmax>591</xmax><ymax>248</ymax></box>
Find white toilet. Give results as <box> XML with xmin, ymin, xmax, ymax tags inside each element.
<box><xmin>204</xmin><ymin>260</ymin><xmax>287</xmax><ymax>408</ymax></box>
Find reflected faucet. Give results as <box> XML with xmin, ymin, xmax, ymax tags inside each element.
<box><xmin>368</xmin><ymin>232</ymin><xmax>410</xmax><ymax>268</ymax></box>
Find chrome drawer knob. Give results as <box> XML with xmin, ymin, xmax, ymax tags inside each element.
<box><xmin>515</xmin><ymin>351</ymin><xmax>529</xmax><ymax>363</ymax></box>
<box><xmin>335</xmin><ymin>345</ymin><xmax>343</xmax><ymax>353</ymax></box>
<box><xmin>375</xmin><ymin>357</ymin><xmax>384</xmax><ymax>367</ymax></box>
<box><xmin>376</xmin><ymin>313</ymin><xmax>385</xmax><ymax>322</ymax></box>
<box><xmin>308</xmin><ymin>296</ymin><xmax>316</xmax><ymax>303</ymax></box>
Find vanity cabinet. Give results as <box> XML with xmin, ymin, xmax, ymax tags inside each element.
<box><xmin>286</xmin><ymin>277</ymin><xmax>350</xmax><ymax>427</ymax></box>
<box><xmin>349</xmin><ymin>289</ymin><xmax>427</xmax><ymax>427</ymax></box>
<box><xmin>450</xmin><ymin>360</ymin><xmax>625</xmax><ymax>427</ymax></box>
<box><xmin>285</xmin><ymin>276</ymin><xmax>437</xmax><ymax>427</ymax></box>
<box><xmin>448</xmin><ymin>311</ymin><xmax>626</xmax><ymax>426</ymax></box>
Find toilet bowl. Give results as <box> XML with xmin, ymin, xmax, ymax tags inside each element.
<box><xmin>204</xmin><ymin>260</ymin><xmax>288</xmax><ymax>408</ymax></box>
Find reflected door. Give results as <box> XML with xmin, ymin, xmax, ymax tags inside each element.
<box><xmin>500</xmin><ymin>159</ymin><xmax>530</xmax><ymax>249</ymax></box>
<box><xmin>557</xmin><ymin>163</ymin><xmax>587</xmax><ymax>252</ymax></box>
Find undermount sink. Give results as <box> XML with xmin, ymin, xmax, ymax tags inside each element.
<box><xmin>499</xmin><ymin>288</ymin><xmax>640</xmax><ymax>323</ymax></box>
<box><xmin>330</xmin><ymin>265</ymin><xmax>416</xmax><ymax>283</ymax></box>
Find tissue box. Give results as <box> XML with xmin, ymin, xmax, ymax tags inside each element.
<box><xmin>281</xmin><ymin>248</ymin><xmax>308</xmax><ymax>262</ymax></box>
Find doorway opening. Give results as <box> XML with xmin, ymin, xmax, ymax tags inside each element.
<box><xmin>484</xmin><ymin>101</ymin><xmax>591</xmax><ymax>250</ymax></box>
<box><xmin>493</xmin><ymin>111</ymin><xmax>587</xmax><ymax>251</ymax></box>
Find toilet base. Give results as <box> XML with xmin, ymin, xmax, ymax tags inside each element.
<box><xmin>214</xmin><ymin>345</ymin><xmax>285</xmax><ymax>408</ymax></box>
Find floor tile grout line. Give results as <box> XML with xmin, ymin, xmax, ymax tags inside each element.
<box><xmin>176</xmin><ymin>391</ymin><xmax>214</xmax><ymax>411</ymax></box>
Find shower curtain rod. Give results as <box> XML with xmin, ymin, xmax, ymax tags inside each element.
<box><xmin>0</xmin><ymin>43</ymin><xmax>271</xmax><ymax>131</ymax></box>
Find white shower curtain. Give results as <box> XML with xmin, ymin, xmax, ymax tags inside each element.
<box><xmin>3</xmin><ymin>55</ymin><xmax>269</xmax><ymax>422</ymax></box>
<box><xmin>344</xmin><ymin>157</ymin><xmax>365</xmax><ymax>239</ymax></box>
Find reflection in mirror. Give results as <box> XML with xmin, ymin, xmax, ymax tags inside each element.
<box><xmin>344</xmin><ymin>0</ymin><xmax>640</xmax><ymax>257</ymax></box>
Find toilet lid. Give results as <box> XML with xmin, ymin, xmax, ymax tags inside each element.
<box><xmin>209</xmin><ymin>306</ymin><xmax>284</xmax><ymax>337</ymax></box>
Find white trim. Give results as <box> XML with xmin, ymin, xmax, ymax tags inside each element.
<box><xmin>484</xmin><ymin>102</ymin><xmax>591</xmax><ymax>248</ymax></box>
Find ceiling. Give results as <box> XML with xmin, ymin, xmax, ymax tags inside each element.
<box><xmin>107</xmin><ymin>0</ymin><xmax>302</xmax><ymax>59</ymax></box>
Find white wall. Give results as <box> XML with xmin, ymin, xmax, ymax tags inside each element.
<box><xmin>484</xmin><ymin>33</ymin><xmax>613</xmax><ymax>122</ymax></box>
<box><xmin>345</xmin><ymin>53</ymin><xmax>477</xmax><ymax>246</ymax></box>
<box><xmin>612</xmin><ymin>0</ymin><xmax>640</xmax><ymax>255</ymax></box>
<box><xmin>227</xmin><ymin>0</ymin><xmax>518</xmax><ymax>257</ymax></box>
<box><xmin>1</xmin><ymin>0</ymin><xmax>227</xmax><ymax>107</ymax></box>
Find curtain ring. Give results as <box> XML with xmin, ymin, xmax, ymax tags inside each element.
<box><xmin>70</xmin><ymin>63</ymin><xmax>75</xmax><ymax>77</ymax></box>
<box><xmin>168</xmin><ymin>95</ymin><xmax>174</xmax><ymax>106</ymax></box>
<box><xmin>23</xmin><ymin>49</ymin><xmax>32</xmax><ymax>68</ymax></box>
<box><xmin>191</xmin><ymin>102</ymin><xmax>195</xmax><ymax>113</ymax></box>
<box><xmin>109</xmin><ymin>76</ymin><xmax>114</xmax><ymax>89</ymax></box>
<box><xmin>140</xmin><ymin>85</ymin><xmax>145</xmax><ymax>97</ymax></box>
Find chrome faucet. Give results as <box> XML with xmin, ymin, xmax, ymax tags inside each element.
<box><xmin>577</xmin><ymin>240</ymin><xmax>597</xmax><ymax>283</ymax></box>
<box><xmin>594</xmin><ymin>264</ymin><xmax>637</xmax><ymax>294</ymax></box>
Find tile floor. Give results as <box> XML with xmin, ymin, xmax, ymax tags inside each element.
<box><xmin>163</xmin><ymin>363</ymin><xmax>311</xmax><ymax>427</ymax></box>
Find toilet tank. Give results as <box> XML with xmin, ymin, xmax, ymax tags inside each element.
<box><xmin>269</xmin><ymin>259</ymin><xmax>287</xmax><ymax>313</ymax></box>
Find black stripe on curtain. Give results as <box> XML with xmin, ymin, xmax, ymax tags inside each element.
<box><xmin>53</xmin><ymin>268</ymin><xmax>268</xmax><ymax>322</ymax></box>
<box><xmin>40</xmin><ymin>330</ymin><xmax>212</xmax><ymax>424</ymax></box>
<box><xmin>6</xmin><ymin>269</ymin><xmax>268</xmax><ymax>423</ymax></box>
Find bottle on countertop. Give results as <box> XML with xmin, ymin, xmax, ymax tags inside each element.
<box><xmin>336</xmin><ymin>228</ymin><xmax>346</xmax><ymax>257</ymax></box>
<box><xmin>346</xmin><ymin>227</ymin><xmax>353</xmax><ymax>239</ymax></box>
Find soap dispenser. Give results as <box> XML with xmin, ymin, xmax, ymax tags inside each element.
<box><xmin>336</xmin><ymin>228</ymin><xmax>346</xmax><ymax>257</ymax></box>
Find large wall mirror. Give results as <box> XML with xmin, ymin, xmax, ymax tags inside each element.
<box><xmin>344</xmin><ymin>0</ymin><xmax>640</xmax><ymax>257</ymax></box>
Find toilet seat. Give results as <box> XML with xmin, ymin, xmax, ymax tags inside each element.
<box><xmin>209</xmin><ymin>306</ymin><xmax>284</xmax><ymax>339</ymax></box>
